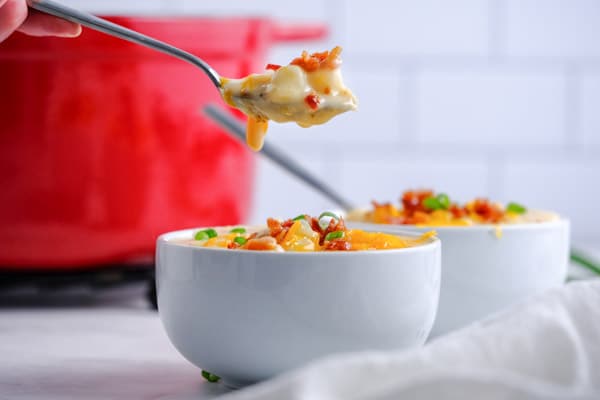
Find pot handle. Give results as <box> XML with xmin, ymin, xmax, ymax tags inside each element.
<box><xmin>270</xmin><ymin>23</ymin><xmax>328</xmax><ymax>42</ymax></box>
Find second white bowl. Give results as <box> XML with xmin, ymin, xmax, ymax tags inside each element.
<box><xmin>348</xmin><ymin>219</ymin><xmax>570</xmax><ymax>336</ymax></box>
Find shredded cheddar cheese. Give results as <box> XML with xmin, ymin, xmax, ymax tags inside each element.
<box><xmin>184</xmin><ymin>213</ymin><xmax>434</xmax><ymax>252</ymax></box>
<box><xmin>347</xmin><ymin>190</ymin><xmax>560</xmax><ymax>227</ymax></box>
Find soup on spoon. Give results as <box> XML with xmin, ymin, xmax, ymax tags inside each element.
<box><xmin>220</xmin><ymin>46</ymin><xmax>358</xmax><ymax>151</ymax></box>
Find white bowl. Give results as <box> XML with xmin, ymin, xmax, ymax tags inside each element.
<box><xmin>348</xmin><ymin>219</ymin><xmax>570</xmax><ymax>336</ymax></box>
<box><xmin>156</xmin><ymin>227</ymin><xmax>440</xmax><ymax>387</ymax></box>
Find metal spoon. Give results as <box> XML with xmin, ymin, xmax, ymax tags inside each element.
<box><xmin>27</xmin><ymin>0</ymin><xmax>221</xmax><ymax>88</ymax></box>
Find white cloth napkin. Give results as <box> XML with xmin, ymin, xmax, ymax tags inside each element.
<box><xmin>218</xmin><ymin>280</ymin><xmax>600</xmax><ymax>400</ymax></box>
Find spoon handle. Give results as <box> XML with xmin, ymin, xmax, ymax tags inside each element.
<box><xmin>27</xmin><ymin>0</ymin><xmax>222</xmax><ymax>88</ymax></box>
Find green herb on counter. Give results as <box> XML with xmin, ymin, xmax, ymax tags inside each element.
<box><xmin>201</xmin><ymin>370</ymin><xmax>221</xmax><ymax>383</ymax></box>
<box><xmin>571</xmin><ymin>250</ymin><xmax>600</xmax><ymax>276</ymax></box>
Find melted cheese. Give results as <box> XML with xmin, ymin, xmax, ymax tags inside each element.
<box><xmin>220</xmin><ymin>48</ymin><xmax>358</xmax><ymax>151</ymax></box>
<box><xmin>245</xmin><ymin>117</ymin><xmax>269</xmax><ymax>151</ymax></box>
<box><xmin>493</xmin><ymin>225</ymin><xmax>503</xmax><ymax>239</ymax></box>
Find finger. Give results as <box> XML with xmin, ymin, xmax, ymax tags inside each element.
<box><xmin>17</xmin><ymin>8</ymin><xmax>81</xmax><ymax>37</ymax></box>
<box><xmin>0</xmin><ymin>0</ymin><xmax>27</xmax><ymax>42</ymax></box>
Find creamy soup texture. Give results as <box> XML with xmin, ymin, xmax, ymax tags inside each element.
<box><xmin>220</xmin><ymin>46</ymin><xmax>358</xmax><ymax>151</ymax></box>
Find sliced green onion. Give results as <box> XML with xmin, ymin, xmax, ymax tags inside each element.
<box><xmin>194</xmin><ymin>231</ymin><xmax>209</xmax><ymax>241</ymax></box>
<box><xmin>423</xmin><ymin>197</ymin><xmax>442</xmax><ymax>210</ymax></box>
<box><xmin>201</xmin><ymin>370</ymin><xmax>221</xmax><ymax>383</ymax></box>
<box><xmin>204</xmin><ymin>228</ymin><xmax>218</xmax><ymax>238</ymax></box>
<box><xmin>436</xmin><ymin>193</ymin><xmax>450</xmax><ymax>210</ymax></box>
<box><xmin>195</xmin><ymin>228</ymin><xmax>217</xmax><ymax>241</ymax></box>
<box><xmin>318</xmin><ymin>211</ymin><xmax>340</xmax><ymax>222</ymax></box>
<box><xmin>233</xmin><ymin>236</ymin><xmax>247</xmax><ymax>246</ymax></box>
<box><xmin>230</xmin><ymin>227</ymin><xmax>246</xmax><ymax>234</ymax></box>
<box><xmin>325</xmin><ymin>231</ymin><xmax>345</xmax><ymax>241</ymax></box>
<box><xmin>506</xmin><ymin>202</ymin><xmax>527</xmax><ymax>214</ymax></box>
<box><xmin>292</xmin><ymin>214</ymin><xmax>306</xmax><ymax>221</ymax></box>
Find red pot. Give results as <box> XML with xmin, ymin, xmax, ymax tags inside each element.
<box><xmin>0</xmin><ymin>17</ymin><xmax>326</xmax><ymax>269</ymax></box>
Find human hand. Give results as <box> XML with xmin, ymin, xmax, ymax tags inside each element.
<box><xmin>0</xmin><ymin>0</ymin><xmax>80</xmax><ymax>42</ymax></box>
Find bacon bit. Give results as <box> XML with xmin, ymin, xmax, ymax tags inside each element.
<box><xmin>309</xmin><ymin>216</ymin><xmax>322</xmax><ymax>233</ymax></box>
<box><xmin>471</xmin><ymin>198</ymin><xmax>504</xmax><ymax>223</ymax></box>
<box><xmin>304</xmin><ymin>94</ymin><xmax>320</xmax><ymax>110</ymax></box>
<box><xmin>273</xmin><ymin>218</ymin><xmax>302</xmax><ymax>242</ymax></box>
<box><xmin>247</xmin><ymin>232</ymin><xmax>258</xmax><ymax>240</ymax></box>
<box><xmin>449</xmin><ymin>204</ymin><xmax>467</xmax><ymax>218</ymax></box>
<box><xmin>265</xmin><ymin>63</ymin><xmax>281</xmax><ymax>71</ymax></box>
<box><xmin>282</xmin><ymin>219</ymin><xmax>296</xmax><ymax>228</ymax></box>
<box><xmin>267</xmin><ymin>218</ymin><xmax>283</xmax><ymax>237</ymax></box>
<box><xmin>404</xmin><ymin>211</ymin><xmax>430</xmax><ymax>225</ymax></box>
<box><xmin>290</xmin><ymin>46</ymin><xmax>342</xmax><ymax>72</ymax></box>
<box><xmin>319</xmin><ymin>218</ymin><xmax>347</xmax><ymax>245</ymax></box>
<box><xmin>402</xmin><ymin>190</ymin><xmax>434</xmax><ymax>214</ymax></box>
<box><xmin>323</xmin><ymin>239</ymin><xmax>351</xmax><ymax>251</ymax></box>
<box><xmin>246</xmin><ymin>236</ymin><xmax>279</xmax><ymax>251</ymax></box>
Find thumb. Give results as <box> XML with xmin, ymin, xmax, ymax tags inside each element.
<box><xmin>17</xmin><ymin>9</ymin><xmax>81</xmax><ymax>37</ymax></box>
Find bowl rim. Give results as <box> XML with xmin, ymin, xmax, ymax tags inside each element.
<box><xmin>157</xmin><ymin>226</ymin><xmax>440</xmax><ymax>256</ymax></box>
<box><xmin>346</xmin><ymin>218</ymin><xmax>569</xmax><ymax>232</ymax></box>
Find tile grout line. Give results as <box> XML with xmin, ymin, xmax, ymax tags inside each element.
<box><xmin>399</xmin><ymin>66</ymin><xmax>420</xmax><ymax>146</ymax></box>
<box><xmin>487</xmin><ymin>0</ymin><xmax>506</xmax><ymax>64</ymax></box>
<box><xmin>563</xmin><ymin>64</ymin><xmax>582</xmax><ymax>151</ymax></box>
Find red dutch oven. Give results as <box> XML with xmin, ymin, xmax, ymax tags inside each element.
<box><xmin>0</xmin><ymin>17</ymin><xmax>326</xmax><ymax>269</ymax></box>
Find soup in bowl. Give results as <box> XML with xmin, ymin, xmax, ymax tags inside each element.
<box><xmin>347</xmin><ymin>190</ymin><xmax>570</xmax><ymax>336</ymax></box>
<box><xmin>156</xmin><ymin>213</ymin><xmax>440</xmax><ymax>387</ymax></box>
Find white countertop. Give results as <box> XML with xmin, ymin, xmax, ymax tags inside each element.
<box><xmin>0</xmin><ymin>307</ymin><xmax>232</xmax><ymax>399</ymax></box>
<box><xmin>4</xmin><ymin>282</ymin><xmax>598</xmax><ymax>400</ymax></box>
<box><xmin>1</xmin><ymin>238</ymin><xmax>598</xmax><ymax>399</ymax></box>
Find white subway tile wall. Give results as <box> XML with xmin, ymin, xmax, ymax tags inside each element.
<box><xmin>70</xmin><ymin>0</ymin><xmax>599</xmax><ymax>238</ymax></box>
<box><xmin>502</xmin><ymin>157</ymin><xmax>600</xmax><ymax>238</ymax></box>
<box><xmin>416</xmin><ymin>69</ymin><xmax>566</xmax><ymax>147</ymax></box>
<box><xmin>505</xmin><ymin>0</ymin><xmax>600</xmax><ymax>58</ymax></box>
<box><xmin>338</xmin><ymin>156</ymin><xmax>490</xmax><ymax>207</ymax></box>
<box><xmin>582</xmin><ymin>74</ymin><xmax>600</xmax><ymax>146</ymax></box>
<box><xmin>345</xmin><ymin>0</ymin><xmax>490</xmax><ymax>56</ymax></box>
